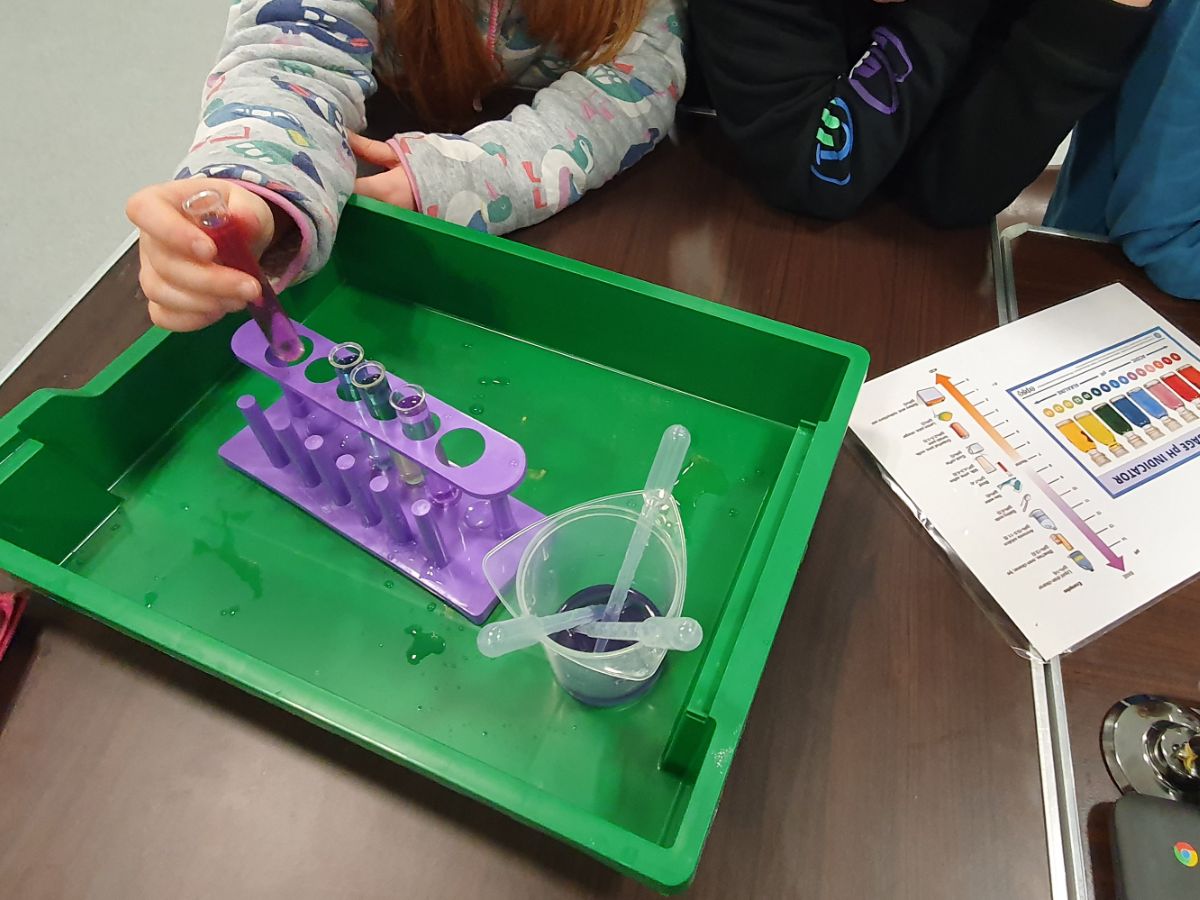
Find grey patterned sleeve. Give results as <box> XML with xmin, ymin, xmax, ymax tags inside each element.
<box><xmin>176</xmin><ymin>0</ymin><xmax>380</xmax><ymax>287</ymax></box>
<box><xmin>387</xmin><ymin>0</ymin><xmax>686</xmax><ymax>235</ymax></box>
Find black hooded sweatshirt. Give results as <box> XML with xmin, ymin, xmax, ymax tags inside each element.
<box><xmin>689</xmin><ymin>0</ymin><xmax>1158</xmax><ymax>225</ymax></box>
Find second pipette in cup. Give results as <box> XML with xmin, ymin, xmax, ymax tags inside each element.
<box><xmin>593</xmin><ymin>424</ymin><xmax>691</xmax><ymax>651</ymax></box>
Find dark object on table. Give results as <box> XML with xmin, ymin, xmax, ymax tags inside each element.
<box><xmin>1112</xmin><ymin>793</ymin><xmax>1200</xmax><ymax>899</ymax></box>
<box><xmin>1103</xmin><ymin>695</ymin><xmax>1200</xmax><ymax>802</ymax></box>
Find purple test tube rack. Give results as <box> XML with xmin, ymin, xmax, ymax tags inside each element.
<box><xmin>218</xmin><ymin>320</ymin><xmax>543</xmax><ymax>623</ymax></box>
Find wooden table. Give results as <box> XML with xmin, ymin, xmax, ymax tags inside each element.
<box><xmin>0</xmin><ymin>116</ymin><xmax>1050</xmax><ymax>899</ymax></box>
<box><xmin>1001</xmin><ymin>226</ymin><xmax>1200</xmax><ymax>900</ymax></box>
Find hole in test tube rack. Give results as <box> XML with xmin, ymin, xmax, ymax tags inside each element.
<box><xmin>265</xmin><ymin>336</ymin><xmax>314</xmax><ymax>369</ymax></box>
<box><xmin>437</xmin><ymin>429</ymin><xmax>487</xmax><ymax>468</ymax></box>
<box><xmin>305</xmin><ymin>356</ymin><xmax>338</xmax><ymax>385</ymax></box>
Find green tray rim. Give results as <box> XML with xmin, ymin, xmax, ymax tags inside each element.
<box><xmin>0</xmin><ymin>197</ymin><xmax>869</xmax><ymax>891</ymax></box>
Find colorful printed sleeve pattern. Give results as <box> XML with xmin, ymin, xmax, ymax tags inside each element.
<box><xmin>691</xmin><ymin>0</ymin><xmax>992</xmax><ymax>221</ymax></box>
<box><xmin>176</xmin><ymin>0</ymin><xmax>380</xmax><ymax>287</ymax></box>
<box><xmin>388</xmin><ymin>0</ymin><xmax>685</xmax><ymax>234</ymax></box>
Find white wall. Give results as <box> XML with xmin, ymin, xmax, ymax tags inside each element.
<box><xmin>0</xmin><ymin>2</ymin><xmax>229</xmax><ymax>367</ymax></box>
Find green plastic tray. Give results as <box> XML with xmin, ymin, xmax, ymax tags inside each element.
<box><xmin>0</xmin><ymin>198</ymin><xmax>867</xmax><ymax>891</ymax></box>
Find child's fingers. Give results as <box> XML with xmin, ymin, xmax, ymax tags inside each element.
<box><xmin>138</xmin><ymin>260</ymin><xmax>241</xmax><ymax>316</ymax></box>
<box><xmin>147</xmin><ymin>299</ymin><xmax>226</xmax><ymax>332</ymax></box>
<box><xmin>127</xmin><ymin>188</ymin><xmax>217</xmax><ymax>262</ymax></box>
<box><xmin>349</xmin><ymin>132</ymin><xmax>399</xmax><ymax>168</ymax></box>
<box><xmin>354</xmin><ymin>169</ymin><xmax>414</xmax><ymax>209</ymax></box>
<box><xmin>143</xmin><ymin>245</ymin><xmax>260</xmax><ymax>304</ymax></box>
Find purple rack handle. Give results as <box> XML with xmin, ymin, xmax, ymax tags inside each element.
<box><xmin>231</xmin><ymin>320</ymin><xmax>524</xmax><ymax>498</ymax></box>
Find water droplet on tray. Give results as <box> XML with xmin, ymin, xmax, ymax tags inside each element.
<box><xmin>426</xmin><ymin>601</ymin><xmax>437</xmax><ymax>612</ymax></box>
<box><xmin>384</xmin><ymin>579</ymin><xmax>394</xmax><ymax>589</ymax></box>
<box><xmin>143</xmin><ymin>591</ymin><xmax>158</xmax><ymax>609</ymax></box>
<box><xmin>468</xmin><ymin>404</ymin><xmax>484</xmax><ymax>416</ymax></box>
<box><xmin>405</xmin><ymin>625</ymin><xmax>446</xmax><ymax>665</ymax></box>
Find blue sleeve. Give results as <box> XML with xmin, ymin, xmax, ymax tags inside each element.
<box><xmin>1104</xmin><ymin>0</ymin><xmax>1200</xmax><ymax>300</ymax></box>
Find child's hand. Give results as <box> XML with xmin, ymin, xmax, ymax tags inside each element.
<box><xmin>125</xmin><ymin>179</ymin><xmax>274</xmax><ymax>332</ymax></box>
<box><xmin>350</xmin><ymin>134</ymin><xmax>416</xmax><ymax>210</ymax></box>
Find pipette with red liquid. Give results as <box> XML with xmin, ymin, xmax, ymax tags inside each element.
<box><xmin>182</xmin><ymin>190</ymin><xmax>303</xmax><ymax>363</ymax></box>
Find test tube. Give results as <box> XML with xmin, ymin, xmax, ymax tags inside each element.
<box><xmin>340</xmin><ymin>357</ymin><xmax>394</xmax><ymax>471</ymax></box>
<box><xmin>236</xmin><ymin>395</ymin><xmax>288</xmax><ymax>467</ymax></box>
<box><xmin>350</xmin><ymin>361</ymin><xmax>395</xmax><ymax>422</ymax></box>
<box><xmin>1055</xmin><ymin>419</ymin><xmax>1110</xmax><ymax>466</ymax></box>
<box><xmin>182</xmin><ymin>190</ymin><xmax>303</xmax><ymax>363</ymax></box>
<box><xmin>337</xmin><ymin>454</ymin><xmax>381</xmax><ymax>527</ymax></box>
<box><xmin>1093</xmin><ymin>403</ymin><xmax>1145</xmax><ymax>449</ymax></box>
<box><xmin>390</xmin><ymin>384</ymin><xmax>460</xmax><ymax>506</ymax></box>
<box><xmin>411</xmin><ymin>498</ymin><xmax>449</xmax><ymax>568</ymax></box>
<box><xmin>1111</xmin><ymin>395</ymin><xmax>1162</xmax><ymax>441</ymax></box>
<box><xmin>1074</xmin><ymin>411</ymin><xmax>1128</xmax><ymax>458</ymax></box>
<box><xmin>1127</xmin><ymin>387</ymin><xmax>1180</xmax><ymax>433</ymax></box>
<box><xmin>329</xmin><ymin>342</ymin><xmax>365</xmax><ymax>401</ymax></box>
<box><xmin>1147</xmin><ymin>379</ymin><xmax>1198</xmax><ymax>423</ymax></box>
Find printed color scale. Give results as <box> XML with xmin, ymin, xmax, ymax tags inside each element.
<box><xmin>936</xmin><ymin>374</ymin><xmax>1125</xmax><ymax>570</ymax></box>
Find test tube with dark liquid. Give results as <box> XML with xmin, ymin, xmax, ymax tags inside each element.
<box><xmin>182</xmin><ymin>190</ymin><xmax>303</xmax><ymax>363</ymax></box>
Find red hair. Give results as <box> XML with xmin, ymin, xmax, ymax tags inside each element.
<box><xmin>383</xmin><ymin>0</ymin><xmax>648</xmax><ymax>126</ymax></box>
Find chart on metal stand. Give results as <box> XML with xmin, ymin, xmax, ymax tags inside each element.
<box><xmin>851</xmin><ymin>285</ymin><xmax>1200</xmax><ymax>659</ymax></box>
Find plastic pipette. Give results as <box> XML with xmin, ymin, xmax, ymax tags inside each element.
<box><xmin>578</xmin><ymin>616</ymin><xmax>703</xmax><ymax>651</ymax></box>
<box><xmin>182</xmin><ymin>190</ymin><xmax>304</xmax><ymax>363</ymax></box>
<box><xmin>476</xmin><ymin>605</ymin><xmax>603</xmax><ymax>658</ymax></box>
<box><xmin>594</xmin><ymin>424</ymin><xmax>691</xmax><ymax>652</ymax></box>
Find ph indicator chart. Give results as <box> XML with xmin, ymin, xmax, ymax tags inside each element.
<box><xmin>850</xmin><ymin>285</ymin><xmax>1200</xmax><ymax>660</ymax></box>
<box><xmin>1010</xmin><ymin>329</ymin><xmax>1200</xmax><ymax>497</ymax></box>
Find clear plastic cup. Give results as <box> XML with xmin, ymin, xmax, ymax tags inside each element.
<box><xmin>482</xmin><ymin>491</ymin><xmax>687</xmax><ymax>706</ymax></box>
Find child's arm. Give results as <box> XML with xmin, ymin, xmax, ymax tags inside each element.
<box><xmin>1094</xmin><ymin>1</ymin><xmax>1198</xmax><ymax>299</ymax></box>
<box><xmin>689</xmin><ymin>0</ymin><xmax>992</xmax><ymax>220</ymax></box>
<box><xmin>176</xmin><ymin>0</ymin><xmax>380</xmax><ymax>287</ymax></box>
<box><xmin>893</xmin><ymin>0</ymin><xmax>1158</xmax><ymax>227</ymax></box>
<box><xmin>383</xmin><ymin>0</ymin><xmax>685</xmax><ymax>234</ymax></box>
